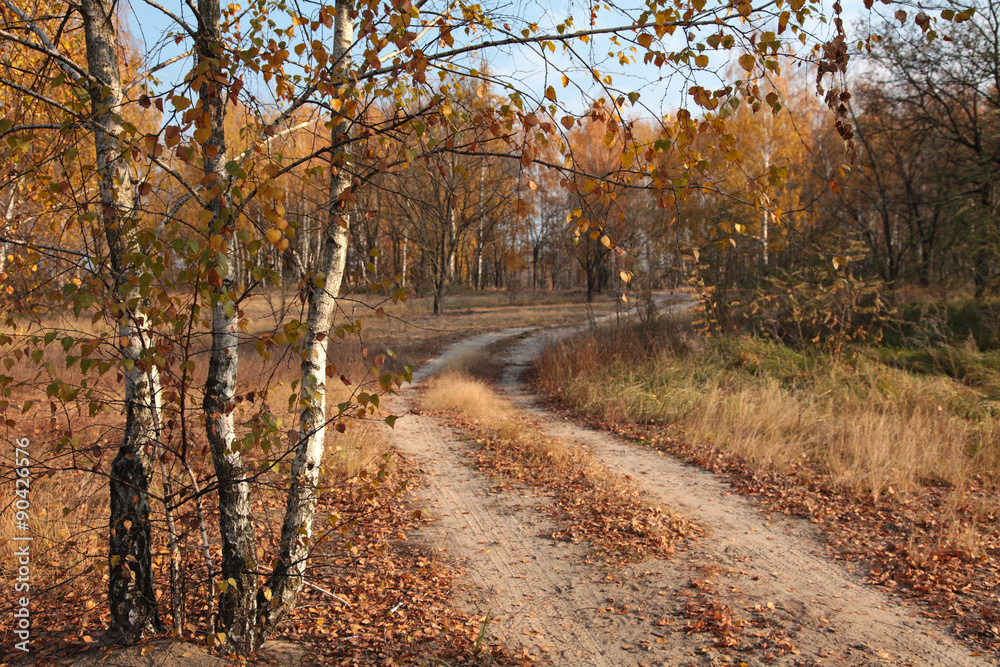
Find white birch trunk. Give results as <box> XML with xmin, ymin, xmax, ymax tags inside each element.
<box><xmin>259</xmin><ymin>0</ymin><xmax>353</xmax><ymax>638</ymax></box>
<box><xmin>197</xmin><ymin>0</ymin><xmax>257</xmax><ymax>653</ymax></box>
<box><xmin>81</xmin><ymin>0</ymin><xmax>163</xmax><ymax>641</ymax></box>
<box><xmin>0</xmin><ymin>188</ymin><xmax>16</xmax><ymax>276</ymax></box>
<box><xmin>448</xmin><ymin>205</ymin><xmax>456</xmax><ymax>281</ymax></box>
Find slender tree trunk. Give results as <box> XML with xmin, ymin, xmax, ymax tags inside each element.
<box><xmin>258</xmin><ymin>0</ymin><xmax>354</xmax><ymax>642</ymax></box>
<box><xmin>0</xmin><ymin>188</ymin><xmax>15</xmax><ymax>276</ymax></box>
<box><xmin>159</xmin><ymin>455</ymin><xmax>183</xmax><ymax>635</ymax></box>
<box><xmin>82</xmin><ymin>0</ymin><xmax>163</xmax><ymax>641</ymax></box>
<box><xmin>448</xmin><ymin>206</ymin><xmax>456</xmax><ymax>282</ymax></box>
<box><xmin>197</xmin><ymin>0</ymin><xmax>257</xmax><ymax>653</ymax></box>
<box><xmin>401</xmin><ymin>227</ymin><xmax>408</xmax><ymax>287</ymax></box>
<box><xmin>434</xmin><ymin>270</ymin><xmax>445</xmax><ymax>315</ymax></box>
<box><xmin>475</xmin><ymin>242</ymin><xmax>484</xmax><ymax>290</ymax></box>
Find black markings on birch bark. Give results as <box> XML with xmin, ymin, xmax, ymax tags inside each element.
<box><xmin>197</xmin><ymin>0</ymin><xmax>257</xmax><ymax>652</ymax></box>
<box><xmin>81</xmin><ymin>0</ymin><xmax>163</xmax><ymax>641</ymax></box>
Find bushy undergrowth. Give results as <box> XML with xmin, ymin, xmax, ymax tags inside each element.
<box><xmin>887</xmin><ymin>297</ymin><xmax>1000</xmax><ymax>351</ymax></box>
<box><xmin>875</xmin><ymin>298</ymin><xmax>1000</xmax><ymax>401</ymax></box>
<box><xmin>536</xmin><ymin>315</ymin><xmax>1000</xmax><ymax>504</ymax></box>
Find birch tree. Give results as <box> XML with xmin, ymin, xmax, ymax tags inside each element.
<box><xmin>79</xmin><ymin>0</ymin><xmax>164</xmax><ymax>640</ymax></box>
<box><xmin>259</xmin><ymin>0</ymin><xmax>354</xmax><ymax>633</ymax></box>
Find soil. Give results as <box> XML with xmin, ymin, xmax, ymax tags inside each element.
<box><xmin>384</xmin><ymin>308</ymin><xmax>990</xmax><ymax>666</ymax></box>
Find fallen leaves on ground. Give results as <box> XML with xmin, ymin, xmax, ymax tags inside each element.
<box><xmin>272</xmin><ymin>456</ymin><xmax>518</xmax><ymax>665</ymax></box>
<box><xmin>432</xmin><ymin>406</ymin><xmax>701</xmax><ymax>565</ymax></box>
<box><xmin>0</xmin><ymin>447</ymin><xmax>517</xmax><ymax>667</ymax></box>
<box><xmin>679</xmin><ymin>573</ymin><xmax>797</xmax><ymax>663</ymax></box>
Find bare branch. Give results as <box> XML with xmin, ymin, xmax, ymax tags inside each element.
<box><xmin>140</xmin><ymin>0</ymin><xmax>197</xmax><ymax>39</ymax></box>
<box><xmin>0</xmin><ymin>235</ymin><xmax>88</xmax><ymax>257</ymax></box>
<box><xmin>123</xmin><ymin>50</ymin><xmax>194</xmax><ymax>94</ymax></box>
<box><xmin>0</xmin><ymin>26</ymin><xmax>89</xmax><ymax>83</ymax></box>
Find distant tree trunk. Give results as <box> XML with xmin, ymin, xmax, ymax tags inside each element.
<box><xmin>0</xmin><ymin>189</ymin><xmax>15</xmax><ymax>276</ymax></box>
<box><xmin>475</xmin><ymin>231</ymin><xmax>484</xmax><ymax>290</ymax></box>
<box><xmin>258</xmin><ymin>0</ymin><xmax>353</xmax><ymax>641</ymax></box>
<box><xmin>448</xmin><ymin>206</ymin><xmax>456</xmax><ymax>282</ymax></box>
<box><xmin>401</xmin><ymin>227</ymin><xmax>408</xmax><ymax>287</ymax></box>
<box><xmin>433</xmin><ymin>214</ymin><xmax>450</xmax><ymax>314</ymax></box>
<box><xmin>82</xmin><ymin>0</ymin><xmax>163</xmax><ymax>642</ymax></box>
<box><xmin>198</xmin><ymin>0</ymin><xmax>257</xmax><ymax>653</ymax></box>
<box><xmin>433</xmin><ymin>264</ymin><xmax>446</xmax><ymax>314</ymax></box>
<box><xmin>532</xmin><ymin>245</ymin><xmax>540</xmax><ymax>290</ymax></box>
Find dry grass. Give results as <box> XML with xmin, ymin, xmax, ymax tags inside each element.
<box><xmin>537</xmin><ymin>316</ymin><xmax>1000</xmax><ymax>504</ymax></box>
<box><xmin>421</xmin><ymin>370</ymin><xmax>698</xmax><ymax>561</ymax></box>
<box><xmin>322</xmin><ymin>422</ymin><xmax>395</xmax><ymax>481</ymax></box>
<box><xmin>422</xmin><ymin>371</ymin><xmax>508</xmax><ymax>420</ymax></box>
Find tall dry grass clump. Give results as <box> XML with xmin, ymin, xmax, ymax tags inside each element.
<box><xmin>536</xmin><ymin>317</ymin><xmax>1000</xmax><ymax>505</ymax></box>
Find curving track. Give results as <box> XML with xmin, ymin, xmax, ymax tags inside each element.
<box><xmin>384</xmin><ymin>309</ymin><xmax>987</xmax><ymax>666</ymax></box>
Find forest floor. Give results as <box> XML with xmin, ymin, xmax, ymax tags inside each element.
<box><xmin>382</xmin><ymin>305</ymin><xmax>991</xmax><ymax>666</ymax></box>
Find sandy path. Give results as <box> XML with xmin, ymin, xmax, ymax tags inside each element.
<box><xmin>385</xmin><ymin>315</ymin><xmax>988</xmax><ymax>666</ymax></box>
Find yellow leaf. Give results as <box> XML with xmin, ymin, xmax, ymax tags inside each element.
<box><xmin>695</xmin><ymin>54</ymin><xmax>709</xmax><ymax>67</ymax></box>
<box><xmin>545</xmin><ymin>85</ymin><xmax>557</xmax><ymax>102</ymax></box>
<box><xmin>738</xmin><ymin>54</ymin><xmax>755</xmax><ymax>71</ymax></box>
<box><xmin>198</xmin><ymin>209</ymin><xmax>215</xmax><ymax>226</ymax></box>
<box><xmin>561</xmin><ymin>116</ymin><xmax>575</xmax><ymax>130</ymax></box>
<box><xmin>265</xmin><ymin>229</ymin><xmax>283</xmax><ymax>245</ymax></box>
<box><xmin>561</xmin><ymin>74</ymin><xmax>569</xmax><ymax>88</ymax></box>
<box><xmin>637</xmin><ymin>33</ymin><xmax>653</xmax><ymax>49</ymax></box>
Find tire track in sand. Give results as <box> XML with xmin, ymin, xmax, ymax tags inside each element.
<box><xmin>389</xmin><ymin>328</ymin><xmax>673</xmax><ymax>666</ymax></box>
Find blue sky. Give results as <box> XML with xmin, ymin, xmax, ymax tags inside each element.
<box><xmin>121</xmin><ymin>0</ymin><xmax>882</xmax><ymax>118</ymax></box>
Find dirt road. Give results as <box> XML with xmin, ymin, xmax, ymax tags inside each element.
<box><xmin>385</xmin><ymin>318</ymin><xmax>988</xmax><ymax>666</ymax></box>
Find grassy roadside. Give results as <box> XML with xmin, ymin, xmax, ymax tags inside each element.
<box><xmin>532</xmin><ymin>314</ymin><xmax>1000</xmax><ymax>651</ymax></box>
<box><xmin>420</xmin><ymin>370</ymin><xmax>700</xmax><ymax>564</ymax></box>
